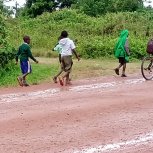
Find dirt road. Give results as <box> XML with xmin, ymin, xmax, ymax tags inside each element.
<box><xmin>0</xmin><ymin>75</ymin><xmax>153</xmax><ymax>153</ymax></box>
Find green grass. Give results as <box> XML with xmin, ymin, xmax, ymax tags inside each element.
<box><xmin>0</xmin><ymin>60</ymin><xmax>58</xmax><ymax>87</ymax></box>
<box><xmin>0</xmin><ymin>57</ymin><xmax>141</xmax><ymax>87</ymax></box>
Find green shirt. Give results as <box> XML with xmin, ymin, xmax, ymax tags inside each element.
<box><xmin>16</xmin><ymin>43</ymin><xmax>36</xmax><ymax>62</ymax></box>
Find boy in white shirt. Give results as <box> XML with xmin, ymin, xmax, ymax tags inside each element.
<box><xmin>58</xmin><ymin>31</ymin><xmax>80</xmax><ymax>85</ymax></box>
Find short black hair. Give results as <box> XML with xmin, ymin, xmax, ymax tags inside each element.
<box><xmin>23</xmin><ymin>36</ymin><xmax>30</xmax><ymax>42</ymax></box>
<box><xmin>60</xmin><ymin>31</ymin><xmax>68</xmax><ymax>38</ymax></box>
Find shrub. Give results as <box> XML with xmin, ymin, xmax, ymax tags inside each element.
<box><xmin>0</xmin><ymin>12</ymin><xmax>16</xmax><ymax>75</ymax></box>
<box><xmin>6</xmin><ymin>9</ymin><xmax>153</xmax><ymax>59</ymax></box>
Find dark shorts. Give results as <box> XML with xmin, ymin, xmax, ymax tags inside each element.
<box><xmin>119</xmin><ymin>57</ymin><xmax>126</xmax><ymax>64</ymax></box>
<box><xmin>61</xmin><ymin>56</ymin><xmax>73</xmax><ymax>73</ymax></box>
<box><xmin>20</xmin><ymin>61</ymin><xmax>32</xmax><ymax>74</ymax></box>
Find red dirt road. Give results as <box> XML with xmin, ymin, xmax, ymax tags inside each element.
<box><xmin>1</xmin><ymin>75</ymin><xmax>153</xmax><ymax>153</ymax></box>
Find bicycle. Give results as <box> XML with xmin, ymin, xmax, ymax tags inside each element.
<box><xmin>141</xmin><ymin>54</ymin><xmax>153</xmax><ymax>80</ymax></box>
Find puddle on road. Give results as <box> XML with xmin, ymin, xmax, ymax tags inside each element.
<box><xmin>69</xmin><ymin>82</ymin><xmax>116</xmax><ymax>92</ymax></box>
<box><xmin>69</xmin><ymin>78</ymin><xmax>145</xmax><ymax>92</ymax></box>
<box><xmin>0</xmin><ymin>88</ymin><xmax>60</xmax><ymax>103</ymax></box>
<box><xmin>0</xmin><ymin>78</ymin><xmax>145</xmax><ymax>103</ymax></box>
<box><xmin>124</xmin><ymin>78</ymin><xmax>144</xmax><ymax>85</ymax></box>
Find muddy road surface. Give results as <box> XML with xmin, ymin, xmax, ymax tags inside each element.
<box><xmin>0</xmin><ymin>75</ymin><xmax>153</xmax><ymax>153</ymax></box>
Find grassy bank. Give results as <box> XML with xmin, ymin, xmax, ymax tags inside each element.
<box><xmin>0</xmin><ymin>58</ymin><xmax>141</xmax><ymax>87</ymax></box>
<box><xmin>6</xmin><ymin>9</ymin><xmax>153</xmax><ymax>59</ymax></box>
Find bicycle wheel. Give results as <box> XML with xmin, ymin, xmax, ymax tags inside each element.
<box><xmin>141</xmin><ymin>56</ymin><xmax>153</xmax><ymax>80</ymax></box>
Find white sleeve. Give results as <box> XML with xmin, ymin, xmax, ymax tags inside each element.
<box><xmin>70</xmin><ymin>40</ymin><xmax>76</xmax><ymax>50</ymax></box>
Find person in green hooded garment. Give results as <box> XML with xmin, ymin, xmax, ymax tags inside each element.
<box><xmin>114</xmin><ymin>30</ymin><xmax>130</xmax><ymax>77</ymax></box>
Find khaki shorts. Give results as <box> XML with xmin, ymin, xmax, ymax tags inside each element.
<box><xmin>61</xmin><ymin>56</ymin><xmax>73</xmax><ymax>72</ymax></box>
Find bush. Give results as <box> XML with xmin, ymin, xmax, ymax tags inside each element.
<box><xmin>6</xmin><ymin>9</ymin><xmax>153</xmax><ymax>59</ymax></box>
<box><xmin>0</xmin><ymin>13</ymin><xmax>15</xmax><ymax>75</ymax></box>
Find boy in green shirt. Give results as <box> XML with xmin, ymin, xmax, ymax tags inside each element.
<box><xmin>16</xmin><ymin>36</ymin><xmax>38</xmax><ymax>86</ymax></box>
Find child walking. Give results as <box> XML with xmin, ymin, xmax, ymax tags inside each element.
<box><xmin>55</xmin><ymin>30</ymin><xmax>80</xmax><ymax>86</ymax></box>
<box><xmin>16</xmin><ymin>36</ymin><xmax>38</xmax><ymax>86</ymax></box>
<box><xmin>114</xmin><ymin>30</ymin><xmax>130</xmax><ymax>77</ymax></box>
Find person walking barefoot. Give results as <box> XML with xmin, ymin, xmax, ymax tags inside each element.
<box><xmin>58</xmin><ymin>30</ymin><xmax>80</xmax><ymax>86</ymax></box>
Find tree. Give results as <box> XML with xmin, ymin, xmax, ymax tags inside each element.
<box><xmin>23</xmin><ymin>0</ymin><xmax>54</xmax><ymax>17</ymax></box>
<box><xmin>23</xmin><ymin>0</ymin><xmax>78</xmax><ymax>17</ymax></box>
<box><xmin>113</xmin><ymin>0</ymin><xmax>143</xmax><ymax>12</ymax></box>
<box><xmin>23</xmin><ymin>0</ymin><xmax>57</xmax><ymax>17</ymax></box>
<box><xmin>59</xmin><ymin>0</ymin><xmax>78</xmax><ymax>8</ymax></box>
<box><xmin>0</xmin><ymin>11</ymin><xmax>8</xmax><ymax>51</ymax></box>
<box><xmin>76</xmin><ymin>0</ymin><xmax>114</xmax><ymax>17</ymax></box>
<box><xmin>0</xmin><ymin>0</ymin><xmax>15</xmax><ymax>17</ymax></box>
<box><xmin>76</xmin><ymin>0</ymin><xmax>144</xmax><ymax>17</ymax></box>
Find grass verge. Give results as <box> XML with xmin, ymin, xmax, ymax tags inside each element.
<box><xmin>0</xmin><ymin>57</ymin><xmax>141</xmax><ymax>87</ymax></box>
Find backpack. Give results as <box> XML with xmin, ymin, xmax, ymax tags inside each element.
<box><xmin>147</xmin><ymin>39</ymin><xmax>153</xmax><ymax>54</ymax></box>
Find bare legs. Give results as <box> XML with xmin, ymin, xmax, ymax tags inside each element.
<box><xmin>53</xmin><ymin>69</ymin><xmax>63</xmax><ymax>83</ymax></box>
<box><xmin>17</xmin><ymin>72</ymin><xmax>30</xmax><ymax>86</ymax></box>
<box><xmin>62</xmin><ymin>71</ymin><xmax>71</xmax><ymax>85</ymax></box>
<box><xmin>115</xmin><ymin>63</ymin><xmax>127</xmax><ymax>77</ymax></box>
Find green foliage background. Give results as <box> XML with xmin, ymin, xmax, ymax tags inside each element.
<box><xmin>22</xmin><ymin>0</ymin><xmax>143</xmax><ymax>17</ymax></box>
<box><xmin>0</xmin><ymin>11</ymin><xmax>15</xmax><ymax>76</ymax></box>
<box><xmin>6</xmin><ymin>9</ymin><xmax>153</xmax><ymax>60</ymax></box>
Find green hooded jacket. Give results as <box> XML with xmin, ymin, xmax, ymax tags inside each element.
<box><xmin>114</xmin><ymin>30</ymin><xmax>129</xmax><ymax>62</ymax></box>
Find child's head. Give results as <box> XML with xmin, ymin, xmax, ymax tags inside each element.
<box><xmin>60</xmin><ymin>31</ymin><xmax>68</xmax><ymax>38</ymax></box>
<box><xmin>23</xmin><ymin>36</ymin><xmax>30</xmax><ymax>44</ymax></box>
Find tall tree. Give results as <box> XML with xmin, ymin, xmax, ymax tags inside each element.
<box><xmin>23</xmin><ymin>0</ymin><xmax>56</xmax><ymax>17</ymax></box>
<box><xmin>0</xmin><ymin>11</ymin><xmax>8</xmax><ymax>51</ymax></box>
<box><xmin>0</xmin><ymin>0</ymin><xmax>14</xmax><ymax>16</ymax></box>
<box><xmin>76</xmin><ymin>0</ymin><xmax>144</xmax><ymax>16</ymax></box>
<box><xmin>23</xmin><ymin>0</ymin><xmax>78</xmax><ymax>17</ymax></box>
<box><xmin>113</xmin><ymin>0</ymin><xmax>143</xmax><ymax>12</ymax></box>
<box><xmin>76</xmin><ymin>0</ymin><xmax>113</xmax><ymax>16</ymax></box>
<box><xmin>59</xmin><ymin>0</ymin><xmax>78</xmax><ymax>8</ymax></box>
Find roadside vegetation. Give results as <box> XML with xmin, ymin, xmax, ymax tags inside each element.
<box><xmin>0</xmin><ymin>0</ymin><xmax>152</xmax><ymax>87</ymax></box>
<box><xmin>0</xmin><ymin>57</ymin><xmax>141</xmax><ymax>87</ymax></box>
<box><xmin>6</xmin><ymin>9</ymin><xmax>153</xmax><ymax>60</ymax></box>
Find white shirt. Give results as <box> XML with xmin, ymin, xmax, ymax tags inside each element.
<box><xmin>59</xmin><ymin>38</ymin><xmax>75</xmax><ymax>57</ymax></box>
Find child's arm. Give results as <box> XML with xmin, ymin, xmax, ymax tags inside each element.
<box><xmin>72</xmin><ymin>49</ymin><xmax>80</xmax><ymax>61</ymax></box>
<box><xmin>71</xmin><ymin>40</ymin><xmax>80</xmax><ymax>61</ymax></box>
<box><xmin>15</xmin><ymin>47</ymin><xmax>21</xmax><ymax>64</ymax></box>
<box><xmin>27</xmin><ymin>47</ymin><xmax>38</xmax><ymax>63</ymax></box>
